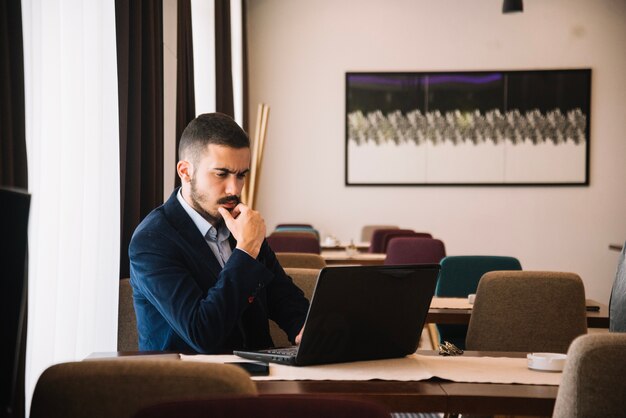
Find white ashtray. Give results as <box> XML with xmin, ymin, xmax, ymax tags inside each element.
<box><xmin>527</xmin><ymin>353</ymin><xmax>567</xmax><ymax>372</ymax></box>
<box><xmin>468</xmin><ymin>294</ymin><xmax>476</xmax><ymax>304</ymax></box>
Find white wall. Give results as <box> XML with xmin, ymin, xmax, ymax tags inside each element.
<box><xmin>247</xmin><ymin>0</ymin><xmax>626</xmax><ymax>303</ymax></box>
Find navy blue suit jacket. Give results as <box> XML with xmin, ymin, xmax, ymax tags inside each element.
<box><xmin>129</xmin><ymin>189</ymin><xmax>309</xmax><ymax>353</ymax></box>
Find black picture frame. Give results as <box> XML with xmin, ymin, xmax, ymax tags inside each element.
<box><xmin>345</xmin><ymin>69</ymin><xmax>591</xmax><ymax>186</ymax></box>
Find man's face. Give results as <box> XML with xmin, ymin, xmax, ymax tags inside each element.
<box><xmin>183</xmin><ymin>144</ymin><xmax>250</xmax><ymax>225</ymax></box>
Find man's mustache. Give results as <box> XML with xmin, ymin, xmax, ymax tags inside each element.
<box><xmin>217</xmin><ymin>195</ymin><xmax>240</xmax><ymax>205</ymax></box>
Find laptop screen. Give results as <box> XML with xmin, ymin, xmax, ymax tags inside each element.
<box><xmin>294</xmin><ymin>264</ymin><xmax>439</xmax><ymax>365</ymax></box>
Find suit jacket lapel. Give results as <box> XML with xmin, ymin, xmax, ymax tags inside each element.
<box><xmin>162</xmin><ymin>189</ymin><xmax>223</xmax><ymax>281</ymax></box>
<box><xmin>228</xmin><ymin>234</ymin><xmax>237</xmax><ymax>251</ymax></box>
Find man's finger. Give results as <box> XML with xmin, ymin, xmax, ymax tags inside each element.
<box><xmin>218</xmin><ymin>207</ymin><xmax>234</xmax><ymax>225</ymax></box>
<box><xmin>234</xmin><ymin>202</ymin><xmax>248</xmax><ymax>214</ymax></box>
<box><xmin>295</xmin><ymin>327</ymin><xmax>304</xmax><ymax>345</ymax></box>
<box><xmin>230</xmin><ymin>203</ymin><xmax>244</xmax><ymax>219</ymax></box>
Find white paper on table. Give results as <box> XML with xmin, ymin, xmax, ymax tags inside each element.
<box><xmin>180</xmin><ymin>353</ymin><xmax>561</xmax><ymax>385</ymax></box>
<box><xmin>430</xmin><ymin>297</ymin><xmax>473</xmax><ymax>309</ymax></box>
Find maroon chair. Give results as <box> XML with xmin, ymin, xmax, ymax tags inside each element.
<box><xmin>382</xmin><ymin>231</ymin><xmax>432</xmax><ymax>254</ymax></box>
<box><xmin>133</xmin><ymin>395</ymin><xmax>391</xmax><ymax>418</ymax></box>
<box><xmin>384</xmin><ymin>237</ymin><xmax>447</xmax><ymax>265</ymax></box>
<box><xmin>266</xmin><ymin>235</ymin><xmax>321</xmax><ymax>254</ymax></box>
<box><xmin>368</xmin><ymin>229</ymin><xmax>414</xmax><ymax>253</ymax></box>
<box><xmin>275</xmin><ymin>223</ymin><xmax>314</xmax><ymax>229</ymax></box>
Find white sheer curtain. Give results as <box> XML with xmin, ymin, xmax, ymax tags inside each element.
<box><xmin>191</xmin><ymin>0</ymin><xmax>216</xmax><ymax>115</ymax></box>
<box><xmin>230</xmin><ymin>0</ymin><xmax>244</xmax><ymax>127</ymax></box>
<box><xmin>21</xmin><ymin>0</ymin><xmax>120</xmax><ymax>411</ymax></box>
<box><xmin>190</xmin><ymin>0</ymin><xmax>244</xmax><ymax>126</ymax></box>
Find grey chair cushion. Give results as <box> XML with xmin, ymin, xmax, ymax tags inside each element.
<box><xmin>30</xmin><ymin>360</ymin><xmax>257</xmax><ymax>418</ymax></box>
<box><xmin>269</xmin><ymin>268</ymin><xmax>319</xmax><ymax>347</ymax></box>
<box><xmin>118</xmin><ymin>278</ymin><xmax>138</xmax><ymax>351</ymax></box>
<box><xmin>553</xmin><ymin>333</ymin><xmax>626</xmax><ymax>418</ymax></box>
<box><xmin>276</xmin><ymin>252</ymin><xmax>327</xmax><ymax>269</ymax></box>
<box><xmin>609</xmin><ymin>243</ymin><xmax>626</xmax><ymax>332</ymax></box>
<box><xmin>466</xmin><ymin>271</ymin><xmax>587</xmax><ymax>353</ymax></box>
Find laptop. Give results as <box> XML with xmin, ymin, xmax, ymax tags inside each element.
<box><xmin>234</xmin><ymin>264</ymin><xmax>439</xmax><ymax>366</ymax></box>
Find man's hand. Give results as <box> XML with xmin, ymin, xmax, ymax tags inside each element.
<box><xmin>218</xmin><ymin>204</ymin><xmax>266</xmax><ymax>259</ymax></box>
<box><xmin>295</xmin><ymin>327</ymin><xmax>304</xmax><ymax>345</ymax></box>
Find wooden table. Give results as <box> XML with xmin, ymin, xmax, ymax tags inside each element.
<box><xmin>427</xmin><ymin>298</ymin><xmax>609</xmax><ymax>328</ymax></box>
<box><xmin>87</xmin><ymin>351</ymin><xmax>559</xmax><ymax>416</ymax></box>
<box><xmin>321</xmin><ymin>251</ymin><xmax>386</xmax><ymax>266</ymax></box>
<box><xmin>256</xmin><ymin>350</ymin><xmax>558</xmax><ymax>416</ymax></box>
<box><xmin>255</xmin><ymin>350</ymin><xmax>558</xmax><ymax>416</ymax></box>
<box><xmin>255</xmin><ymin>380</ymin><xmax>557</xmax><ymax>415</ymax></box>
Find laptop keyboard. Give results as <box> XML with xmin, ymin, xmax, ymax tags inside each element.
<box><xmin>263</xmin><ymin>347</ymin><xmax>299</xmax><ymax>356</ymax></box>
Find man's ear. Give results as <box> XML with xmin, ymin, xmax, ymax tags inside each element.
<box><xmin>177</xmin><ymin>160</ymin><xmax>193</xmax><ymax>183</ymax></box>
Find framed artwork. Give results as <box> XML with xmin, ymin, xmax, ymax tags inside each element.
<box><xmin>345</xmin><ymin>69</ymin><xmax>591</xmax><ymax>186</ymax></box>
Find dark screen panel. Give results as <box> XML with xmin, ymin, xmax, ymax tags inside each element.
<box><xmin>0</xmin><ymin>187</ymin><xmax>30</xmax><ymax>417</ymax></box>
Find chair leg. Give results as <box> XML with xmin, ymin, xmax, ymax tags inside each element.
<box><xmin>428</xmin><ymin>323</ymin><xmax>440</xmax><ymax>349</ymax></box>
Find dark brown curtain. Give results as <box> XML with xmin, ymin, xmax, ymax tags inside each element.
<box><xmin>0</xmin><ymin>5</ymin><xmax>27</xmax><ymax>416</ymax></box>
<box><xmin>215</xmin><ymin>0</ymin><xmax>234</xmax><ymax>118</ymax></box>
<box><xmin>175</xmin><ymin>0</ymin><xmax>195</xmax><ymax>187</ymax></box>
<box><xmin>0</xmin><ymin>0</ymin><xmax>27</xmax><ymax>189</ymax></box>
<box><xmin>116</xmin><ymin>0</ymin><xmax>164</xmax><ymax>279</ymax></box>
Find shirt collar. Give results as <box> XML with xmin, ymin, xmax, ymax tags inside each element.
<box><xmin>176</xmin><ymin>188</ymin><xmax>230</xmax><ymax>242</ymax></box>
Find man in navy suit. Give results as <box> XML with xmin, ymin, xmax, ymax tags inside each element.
<box><xmin>129</xmin><ymin>113</ymin><xmax>309</xmax><ymax>353</ymax></box>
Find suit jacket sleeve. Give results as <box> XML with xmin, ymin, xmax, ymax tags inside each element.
<box><xmin>130</xmin><ymin>227</ymin><xmax>276</xmax><ymax>353</ymax></box>
<box><xmin>257</xmin><ymin>242</ymin><xmax>310</xmax><ymax>343</ymax></box>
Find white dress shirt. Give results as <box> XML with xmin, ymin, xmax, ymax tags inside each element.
<box><xmin>177</xmin><ymin>189</ymin><xmax>233</xmax><ymax>267</ymax></box>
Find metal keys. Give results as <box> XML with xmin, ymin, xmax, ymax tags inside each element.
<box><xmin>438</xmin><ymin>341</ymin><xmax>464</xmax><ymax>356</ymax></box>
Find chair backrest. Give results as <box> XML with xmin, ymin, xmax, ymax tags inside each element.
<box><xmin>284</xmin><ymin>268</ymin><xmax>319</xmax><ymax>301</ymax></box>
<box><xmin>609</xmin><ymin>242</ymin><xmax>626</xmax><ymax>332</ymax></box>
<box><xmin>266</xmin><ymin>235</ymin><xmax>321</xmax><ymax>254</ymax></box>
<box><xmin>436</xmin><ymin>255</ymin><xmax>522</xmax><ymax>297</ymax></box>
<box><xmin>360</xmin><ymin>224</ymin><xmax>398</xmax><ymax>242</ymax></box>
<box><xmin>552</xmin><ymin>333</ymin><xmax>626</xmax><ymax>418</ymax></box>
<box><xmin>30</xmin><ymin>360</ymin><xmax>257</xmax><ymax>418</ymax></box>
<box><xmin>276</xmin><ymin>252</ymin><xmax>326</xmax><ymax>269</ymax></box>
<box><xmin>384</xmin><ymin>237</ymin><xmax>445</xmax><ymax>265</ymax></box>
<box><xmin>435</xmin><ymin>255</ymin><xmax>523</xmax><ymax>349</ymax></box>
<box><xmin>276</xmin><ymin>223</ymin><xmax>313</xmax><ymax>229</ymax></box>
<box><xmin>274</xmin><ymin>226</ymin><xmax>320</xmax><ymax>240</ymax></box>
<box><xmin>268</xmin><ymin>268</ymin><xmax>320</xmax><ymax>347</ymax></box>
<box><xmin>0</xmin><ymin>187</ymin><xmax>30</xmax><ymax>418</ymax></box>
<box><xmin>118</xmin><ymin>278</ymin><xmax>139</xmax><ymax>351</ymax></box>
<box><xmin>270</xmin><ymin>231</ymin><xmax>319</xmax><ymax>240</ymax></box>
<box><xmin>368</xmin><ymin>228</ymin><xmax>413</xmax><ymax>253</ymax></box>
<box><xmin>134</xmin><ymin>395</ymin><xmax>391</xmax><ymax>418</ymax></box>
<box><xmin>382</xmin><ymin>232</ymin><xmax>432</xmax><ymax>254</ymax></box>
<box><xmin>466</xmin><ymin>271</ymin><xmax>587</xmax><ymax>353</ymax></box>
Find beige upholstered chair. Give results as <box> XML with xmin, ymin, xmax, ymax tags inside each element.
<box><xmin>553</xmin><ymin>333</ymin><xmax>626</xmax><ymax>418</ymax></box>
<box><xmin>118</xmin><ymin>278</ymin><xmax>138</xmax><ymax>351</ymax></box>
<box><xmin>30</xmin><ymin>359</ymin><xmax>257</xmax><ymax>418</ymax></box>
<box><xmin>285</xmin><ymin>268</ymin><xmax>320</xmax><ymax>300</ymax></box>
<box><xmin>360</xmin><ymin>224</ymin><xmax>398</xmax><ymax>242</ymax></box>
<box><xmin>269</xmin><ymin>268</ymin><xmax>320</xmax><ymax>347</ymax></box>
<box><xmin>466</xmin><ymin>271</ymin><xmax>587</xmax><ymax>353</ymax></box>
<box><xmin>276</xmin><ymin>252</ymin><xmax>327</xmax><ymax>269</ymax></box>
<box><xmin>609</xmin><ymin>242</ymin><xmax>626</xmax><ymax>331</ymax></box>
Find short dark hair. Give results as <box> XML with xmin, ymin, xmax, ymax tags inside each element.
<box><xmin>178</xmin><ymin>113</ymin><xmax>250</xmax><ymax>163</ymax></box>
